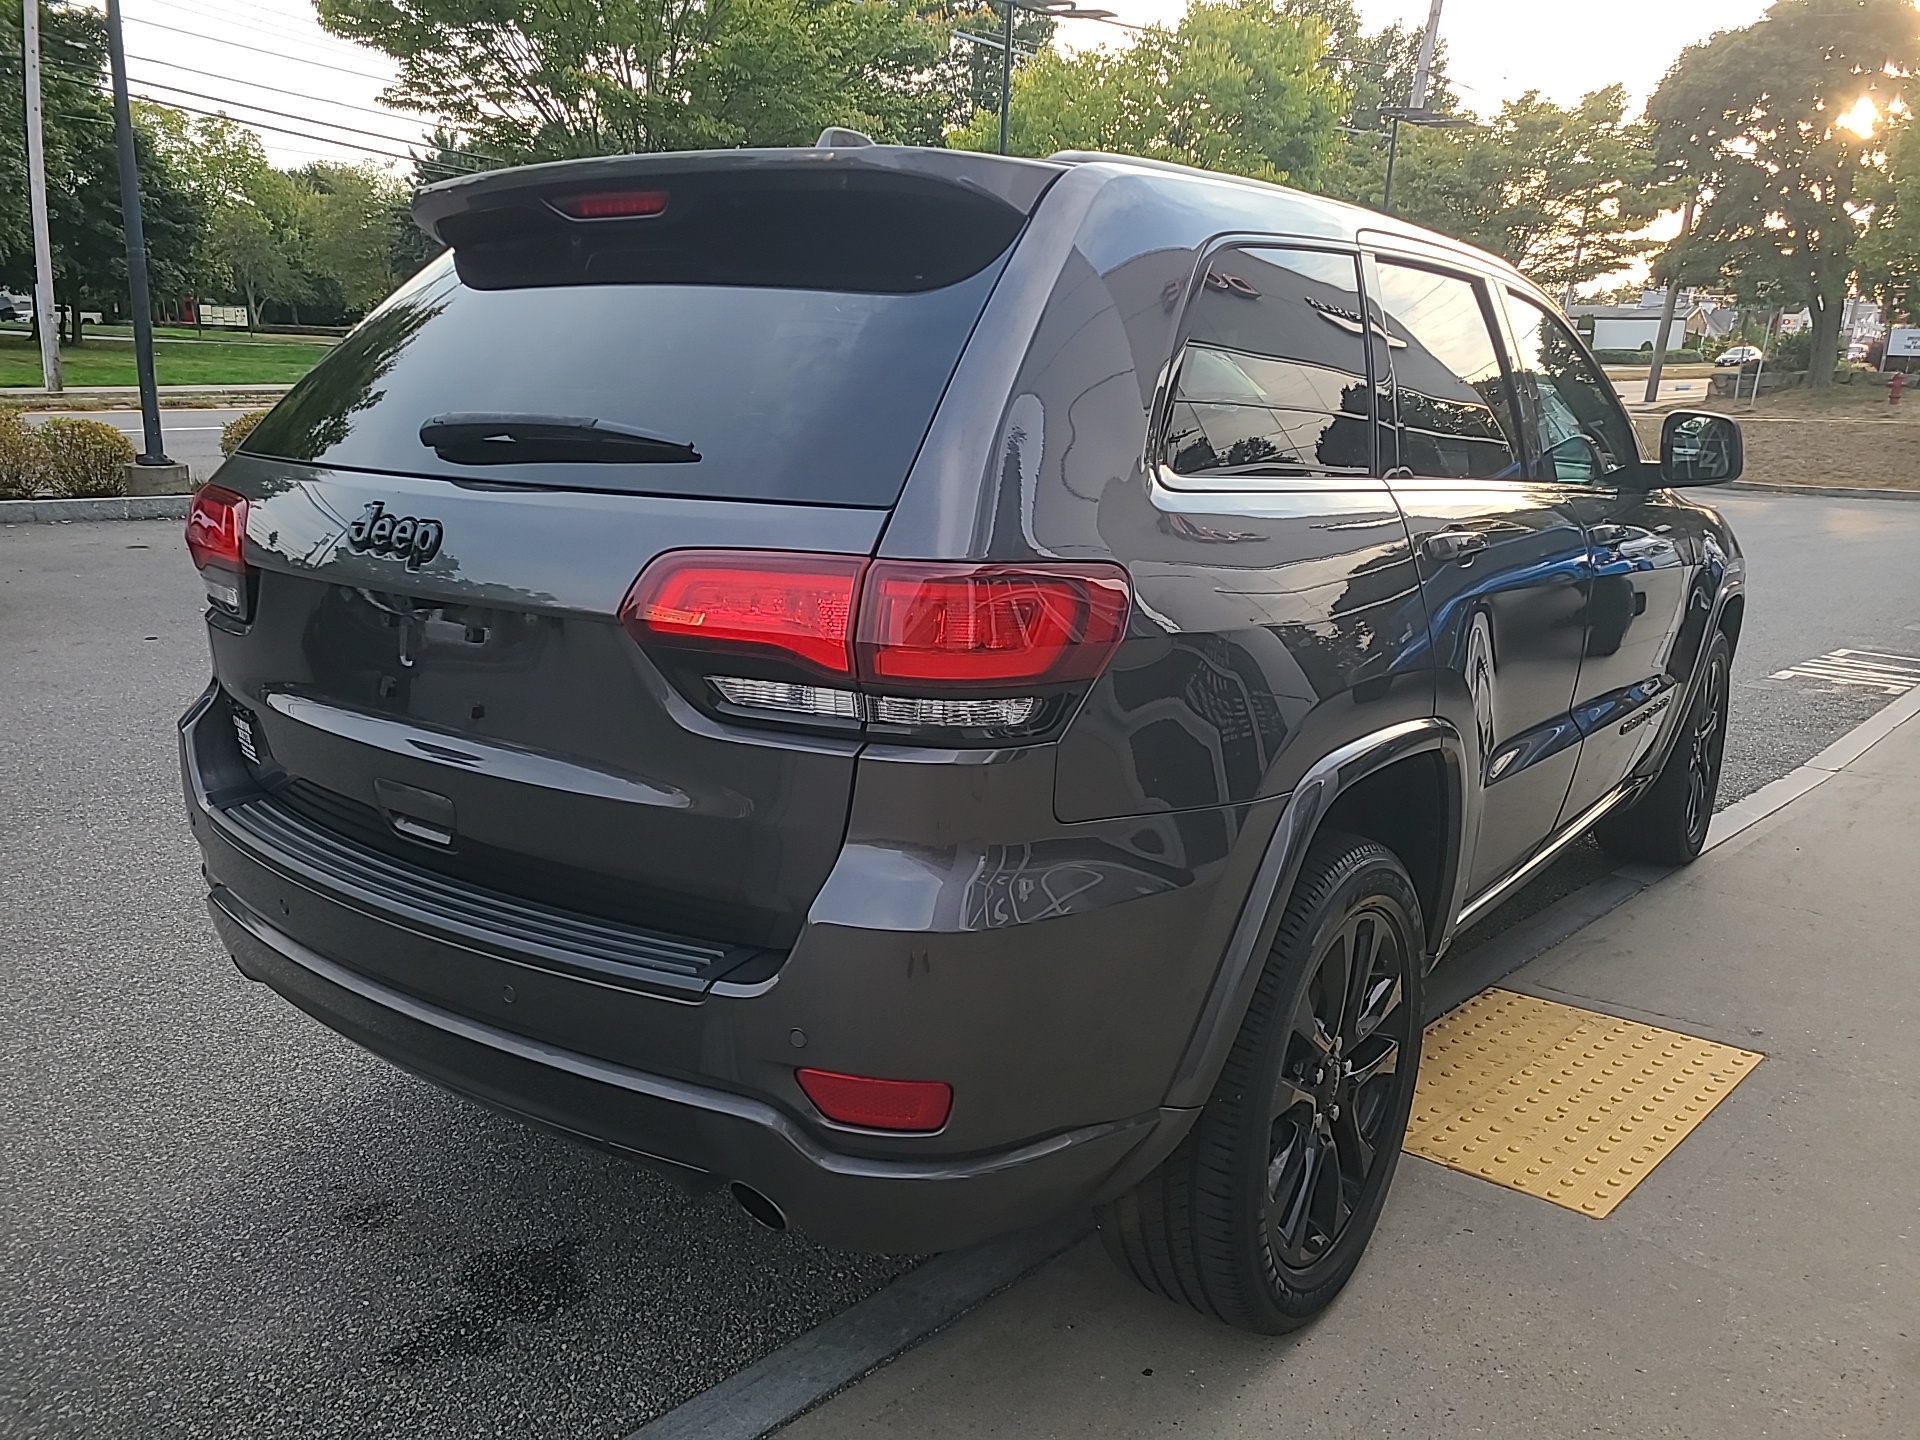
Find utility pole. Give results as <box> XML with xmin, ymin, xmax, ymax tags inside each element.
<box><xmin>1643</xmin><ymin>193</ymin><xmax>1697</xmax><ymax>406</ymax></box>
<box><xmin>998</xmin><ymin>0</ymin><xmax>1014</xmax><ymax>155</ymax></box>
<box><xmin>104</xmin><ymin>0</ymin><xmax>170</xmax><ymax>467</ymax></box>
<box><xmin>1381</xmin><ymin>0</ymin><xmax>1451</xmax><ymax>216</ymax></box>
<box><xmin>22</xmin><ymin>0</ymin><xmax>62</xmax><ymax>392</ymax></box>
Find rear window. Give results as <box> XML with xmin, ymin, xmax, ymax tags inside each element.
<box><xmin>242</xmin><ymin>178</ymin><xmax>1021</xmax><ymax>507</ymax></box>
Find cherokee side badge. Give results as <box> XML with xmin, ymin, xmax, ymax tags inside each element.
<box><xmin>346</xmin><ymin>501</ymin><xmax>444</xmax><ymax>570</ymax></box>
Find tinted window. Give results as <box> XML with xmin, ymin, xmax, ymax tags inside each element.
<box><xmin>1505</xmin><ymin>294</ymin><xmax>1640</xmax><ymax>483</ymax></box>
<box><xmin>1164</xmin><ymin>248</ymin><xmax>1374</xmax><ymax>480</ymax></box>
<box><xmin>241</xmin><ymin>250</ymin><xmax>1007</xmax><ymax>506</ymax></box>
<box><xmin>1373</xmin><ymin>263</ymin><xmax>1523</xmax><ymax>479</ymax></box>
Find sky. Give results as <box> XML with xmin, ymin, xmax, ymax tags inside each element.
<box><xmin>99</xmin><ymin>0</ymin><xmax>1781</xmax><ymax>173</ymax></box>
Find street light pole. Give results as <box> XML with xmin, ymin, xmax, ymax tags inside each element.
<box><xmin>104</xmin><ymin>0</ymin><xmax>169</xmax><ymax>465</ymax></box>
<box><xmin>1381</xmin><ymin>0</ymin><xmax>1446</xmax><ymax>216</ymax></box>
<box><xmin>22</xmin><ymin>0</ymin><xmax>62</xmax><ymax>392</ymax></box>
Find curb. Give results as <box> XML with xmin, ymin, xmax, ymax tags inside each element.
<box><xmin>1</xmin><ymin>495</ymin><xmax>192</xmax><ymax>524</ymax></box>
<box><xmin>1729</xmin><ymin>479</ymin><xmax>1920</xmax><ymax>502</ymax></box>
<box><xmin>3</xmin><ymin>386</ymin><xmax>292</xmax><ymax>410</ymax></box>
<box><xmin>628</xmin><ymin>1217</ymin><xmax>1090</xmax><ymax>1440</ymax></box>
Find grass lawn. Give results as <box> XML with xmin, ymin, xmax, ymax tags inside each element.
<box><xmin>0</xmin><ymin>331</ymin><xmax>328</xmax><ymax>387</ymax></box>
<box><xmin>1634</xmin><ymin>381</ymin><xmax>1920</xmax><ymax>491</ymax></box>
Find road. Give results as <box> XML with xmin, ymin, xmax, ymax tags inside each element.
<box><xmin>3</xmin><ymin>488</ymin><xmax>1917</xmax><ymax>1438</ymax></box>
<box><xmin>22</xmin><ymin>408</ymin><xmax>250</xmax><ymax>483</ymax></box>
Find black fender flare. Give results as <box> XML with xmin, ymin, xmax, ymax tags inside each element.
<box><xmin>1161</xmin><ymin>716</ymin><xmax>1468</xmax><ymax>1111</ymax></box>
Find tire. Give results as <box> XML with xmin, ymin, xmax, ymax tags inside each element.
<box><xmin>1595</xmin><ymin>630</ymin><xmax>1732</xmax><ymax>867</ymax></box>
<box><xmin>1097</xmin><ymin>832</ymin><xmax>1424</xmax><ymax>1333</ymax></box>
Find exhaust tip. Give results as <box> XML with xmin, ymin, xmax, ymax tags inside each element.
<box><xmin>729</xmin><ymin>1181</ymin><xmax>788</xmax><ymax>1231</ymax></box>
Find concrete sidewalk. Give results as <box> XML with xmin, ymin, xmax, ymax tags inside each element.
<box><xmin>783</xmin><ymin>712</ymin><xmax>1920</xmax><ymax>1438</ymax></box>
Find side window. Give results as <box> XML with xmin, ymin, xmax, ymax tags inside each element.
<box><xmin>1505</xmin><ymin>293</ymin><xmax>1640</xmax><ymax>483</ymax></box>
<box><xmin>1163</xmin><ymin>247</ymin><xmax>1375</xmax><ymax>481</ymax></box>
<box><xmin>1371</xmin><ymin>262</ymin><xmax>1524</xmax><ymax>480</ymax></box>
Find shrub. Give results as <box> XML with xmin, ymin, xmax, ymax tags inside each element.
<box><xmin>220</xmin><ymin>408</ymin><xmax>270</xmax><ymax>456</ymax></box>
<box><xmin>1766</xmin><ymin>328</ymin><xmax>1814</xmax><ymax>372</ymax></box>
<box><xmin>0</xmin><ymin>407</ymin><xmax>50</xmax><ymax>499</ymax></box>
<box><xmin>39</xmin><ymin>416</ymin><xmax>134</xmax><ymax>498</ymax></box>
<box><xmin>1593</xmin><ymin>347</ymin><xmax>1704</xmax><ymax>366</ymax></box>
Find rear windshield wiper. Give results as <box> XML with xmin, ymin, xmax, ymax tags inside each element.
<box><xmin>419</xmin><ymin>413</ymin><xmax>701</xmax><ymax>465</ymax></box>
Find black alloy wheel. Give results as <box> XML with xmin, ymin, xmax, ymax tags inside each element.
<box><xmin>1265</xmin><ymin>901</ymin><xmax>1411</xmax><ymax>1279</ymax></box>
<box><xmin>1098</xmin><ymin>833</ymin><xmax>1424</xmax><ymax>1333</ymax></box>
<box><xmin>1597</xmin><ymin>630</ymin><xmax>1733</xmax><ymax>866</ymax></box>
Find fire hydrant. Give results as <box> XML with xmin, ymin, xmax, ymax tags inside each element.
<box><xmin>1889</xmin><ymin>370</ymin><xmax>1906</xmax><ymax>406</ymax></box>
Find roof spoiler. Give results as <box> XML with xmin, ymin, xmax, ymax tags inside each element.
<box><xmin>412</xmin><ymin>145</ymin><xmax>1066</xmax><ymax>247</ymax></box>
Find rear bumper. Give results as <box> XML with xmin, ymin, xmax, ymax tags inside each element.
<box><xmin>180</xmin><ymin>684</ymin><xmax>1246</xmax><ymax>1252</ymax></box>
<box><xmin>209</xmin><ymin>884</ymin><xmax>1155</xmax><ymax>1252</ymax></box>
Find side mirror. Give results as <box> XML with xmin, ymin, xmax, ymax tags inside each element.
<box><xmin>1659</xmin><ymin>410</ymin><xmax>1742</xmax><ymax>487</ymax></box>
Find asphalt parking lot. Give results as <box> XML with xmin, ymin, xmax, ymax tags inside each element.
<box><xmin>4</xmin><ymin>489</ymin><xmax>1918</xmax><ymax>1438</ymax></box>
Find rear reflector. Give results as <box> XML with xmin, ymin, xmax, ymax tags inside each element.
<box><xmin>857</xmin><ymin>562</ymin><xmax>1130</xmax><ymax>686</ymax></box>
<box><xmin>621</xmin><ymin>552</ymin><xmax>863</xmax><ymax>676</ymax></box>
<box><xmin>552</xmin><ymin>189</ymin><xmax>668</xmax><ymax>220</ymax></box>
<box><xmin>796</xmin><ymin>1068</ymin><xmax>952</xmax><ymax>1132</ymax></box>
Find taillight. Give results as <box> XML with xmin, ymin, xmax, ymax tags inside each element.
<box><xmin>857</xmin><ymin>562</ymin><xmax>1129</xmax><ymax>686</ymax></box>
<box><xmin>185</xmin><ymin>485</ymin><xmax>251</xmax><ymax>617</ymax></box>
<box><xmin>620</xmin><ymin>551</ymin><xmax>863</xmax><ymax>677</ymax></box>
<box><xmin>619</xmin><ymin>551</ymin><xmax>1131</xmax><ymax>741</ymax></box>
<box><xmin>796</xmin><ymin>1068</ymin><xmax>952</xmax><ymax>1132</ymax></box>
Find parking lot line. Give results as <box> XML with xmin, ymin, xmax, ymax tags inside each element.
<box><xmin>1405</xmin><ymin>988</ymin><xmax>1762</xmax><ymax>1218</ymax></box>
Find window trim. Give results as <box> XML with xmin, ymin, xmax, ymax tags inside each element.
<box><xmin>1150</xmin><ymin>237</ymin><xmax>1388</xmax><ymax>493</ymax></box>
<box><xmin>1364</xmin><ymin>250</ymin><xmax>1533</xmax><ymax>485</ymax></box>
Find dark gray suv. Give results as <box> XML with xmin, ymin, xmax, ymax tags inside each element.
<box><xmin>180</xmin><ymin>138</ymin><xmax>1745</xmax><ymax>1333</ymax></box>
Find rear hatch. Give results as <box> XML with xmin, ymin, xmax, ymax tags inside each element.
<box><xmin>199</xmin><ymin>147</ymin><xmax>1060</xmax><ymax>988</ymax></box>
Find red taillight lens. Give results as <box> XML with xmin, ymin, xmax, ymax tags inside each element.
<box><xmin>796</xmin><ymin>1069</ymin><xmax>952</xmax><ymax>1132</ymax></box>
<box><xmin>856</xmin><ymin>561</ymin><xmax>1130</xmax><ymax>687</ymax></box>
<box><xmin>620</xmin><ymin>551</ymin><xmax>865</xmax><ymax>676</ymax></box>
<box><xmin>185</xmin><ymin>484</ymin><xmax>248</xmax><ymax>571</ymax></box>
<box><xmin>553</xmin><ymin>189</ymin><xmax>668</xmax><ymax>219</ymax></box>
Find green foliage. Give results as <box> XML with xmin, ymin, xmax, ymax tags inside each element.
<box><xmin>1381</xmin><ymin>87</ymin><xmax>1664</xmax><ymax>292</ymax></box>
<box><xmin>317</xmin><ymin>0</ymin><xmax>961</xmax><ymax>163</ymax></box>
<box><xmin>940</xmin><ymin>4</ymin><xmax>1057</xmax><ymax>121</ymax></box>
<box><xmin>1647</xmin><ymin>0</ymin><xmax>1920</xmax><ymax>386</ymax></box>
<box><xmin>0</xmin><ymin>5</ymin><xmax>204</xmax><ymax>338</ymax></box>
<box><xmin>1859</xmin><ymin>117</ymin><xmax>1920</xmax><ymax>295</ymax></box>
<box><xmin>949</xmin><ymin>0</ymin><xmax>1345</xmax><ymax>189</ymax></box>
<box><xmin>220</xmin><ymin>409</ymin><xmax>270</xmax><ymax>456</ymax></box>
<box><xmin>0</xmin><ymin>409</ymin><xmax>50</xmax><ymax>499</ymax></box>
<box><xmin>37</xmin><ymin>416</ymin><xmax>134</xmax><ymax>498</ymax></box>
<box><xmin>1767</xmin><ymin>328</ymin><xmax>1815</xmax><ymax>373</ymax></box>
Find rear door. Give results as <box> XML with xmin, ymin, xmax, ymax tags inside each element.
<box><xmin>1497</xmin><ymin>288</ymin><xmax>1693</xmax><ymax>821</ymax></box>
<box><xmin>210</xmin><ymin>159</ymin><xmax>1037</xmax><ymax>961</ymax></box>
<box><xmin>1367</xmin><ymin>255</ymin><xmax>1591</xmax><ymax>898</ymax></box>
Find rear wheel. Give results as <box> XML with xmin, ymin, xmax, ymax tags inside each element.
<box><xmin>1596</xmin><ymin>631</ymin><xmax>1732</xmax><ymax>866</ymax></box>
<box><xmin>1097</xmin><ymin>833</ymin><xmax>1423</xmax><ymax>1333</ymax></box>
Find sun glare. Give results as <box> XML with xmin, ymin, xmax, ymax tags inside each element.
<box><xmin>1838</xmin><ymin>95</ymin><xmax>1879</xmax><ymax>138</ymax></box>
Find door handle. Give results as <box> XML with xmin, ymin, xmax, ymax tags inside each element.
<box><xmin>1421</xmin><ymin>529</ymin><xmax>1490</xmax><ymax>563</ymax></box>
<box><xmin>1588</xmin><ymin>523</ymin><xmax>1633</xmax><ymax>545</ymax></box>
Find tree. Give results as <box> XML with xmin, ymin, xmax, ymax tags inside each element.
<box><xmin>941</xmin><ymin>3</ymin><xmax>1056</xmax><ymax>121</ymax></box>
<box><xmin>0</xmin><ymin>4</ymin><xmax>202</xmax><ymax>339</ymax></box>
<box><xmin>1858</xmin><ymin>116</ymin><xmax>1920</xmax><ymax>307</ymax></box>
<box><xmin>315</xmin><ymin>0</ymin><xmax>960</xmax><ymax>164</ymax></box>
<box><xmin>1388</xmin><ymin>87</ymin><xmax>1665</xmax><ymax>293</ymax></box>
<box><xmin>948</xmin><ymin>0</ymin><xmax>1346</xmax><ymax>189</ymax></box>
<box><xmin>1647</xmin><ymin>0</ymin><xmax>1920</xmax><ymax>386</ymax></box>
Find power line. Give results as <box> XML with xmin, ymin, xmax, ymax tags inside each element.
<box><xmin>116</xmin><ymin>55</ymin><xmax>509</xmax><ymax>163</ymax></box>
<box><xmin>119</xmin><ymin>14</ymin><xmax>397</xmax><ymax>82</ymax></box>
<box><xmin>131</xmin><ymin>0</ymin><xmax>385</xmax><ymax>61</ymax></box>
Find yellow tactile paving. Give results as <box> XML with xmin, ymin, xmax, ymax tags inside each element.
<box><xmin>1404</xmin><ymin>988</ymin><xmax>1762</xmax><ymax>1218</ymax></box>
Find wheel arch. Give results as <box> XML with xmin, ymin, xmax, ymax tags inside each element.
<box><xmin>1161</xmin><ymin>718</ymin><xmax>1467</xmax><ymax>1111</ymax></box>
